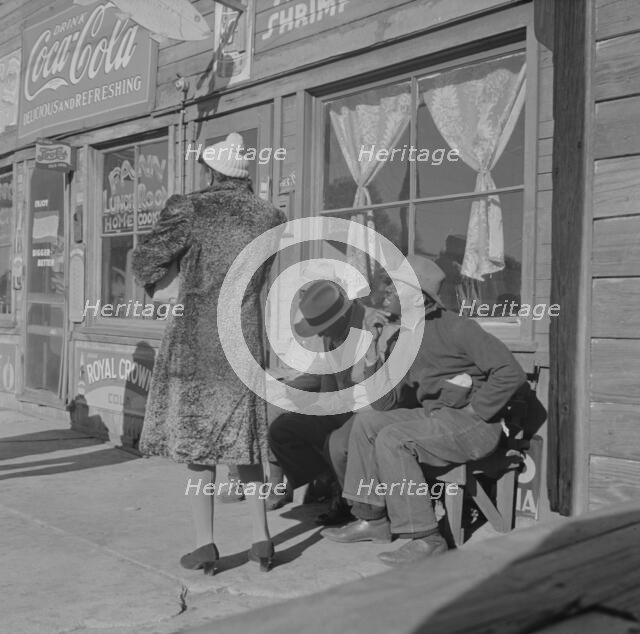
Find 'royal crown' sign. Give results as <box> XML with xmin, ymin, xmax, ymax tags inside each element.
<box><xmin>18</xmin><ymin>1</ymin><xmax>157</xmax><ymax>142</ymax></box>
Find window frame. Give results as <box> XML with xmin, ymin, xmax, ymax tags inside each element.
<box><xmin>87</xmin><ymin>132</ymin><xmax>173</xmax><ymax>334</ymax></box>
<box><xmin>311</xmin><ymin>37</ymin><xmax>538</xmax><ymax>349</ymax></box>
<box><xmin>0</xmin><ymin>163</ymin><xmax>15</xmax><ymax>326</ymax></box>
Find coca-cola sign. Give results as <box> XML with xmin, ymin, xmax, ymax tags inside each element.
<box><xmin>18</xmin><ymin>1</ymin><xmax>157</xmax><ymax>142</ymax></box>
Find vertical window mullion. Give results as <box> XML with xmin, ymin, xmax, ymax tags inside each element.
<box><xmin>408</xmin><ymin>75</ymin><xmax>418</xmax><ymax>256</ymax></box>
<box><xmin>131</xmin><ymin>144</ymin><xmax>141</xmax><ymax>311</ymax></box>
<box><xmin>133</xmin><ymin>144</ymin><xmax>139</xmax><ymax>242</ymax></box>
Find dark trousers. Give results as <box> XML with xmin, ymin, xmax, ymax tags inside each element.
<box><xmin>342</xmin><ymin>406</ymin><xmax>502</xmax><ymax>535</ymax></box>
<box><xmin>327</xmin><ymin>417</ymin><xmax>384</xmax><ymax>520</ymax></box>
<box><xmin>269</xmin><ymin>412</ymin><xmax>351</xmax><ymax>489</ymax></box>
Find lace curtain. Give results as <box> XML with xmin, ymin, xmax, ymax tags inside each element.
<box><xmin>423</xmin><ymin>62</ymin><xmax>526</xmax><ymax>281</ymax></box>
<box><xmin>329</xmin><ymin>93</ymin><xmax>411</xmax><ymax>294</ymax></box>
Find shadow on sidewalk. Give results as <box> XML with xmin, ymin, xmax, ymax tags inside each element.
<box><xmin>0</xmin><ymin>429</ymin><xmax>102</xmax><ymax>461</ymax></box>
<box><xmin>272</xmin><ymin>503</ymin><xmax>325</xmax><ymax>565</ymax></box>
<box><xmin>0</xmin><ymin>446</ymin><xmax>137</xmax><ymax>480</ymax></box>
<box><xmin>214</xmin><ymin>503</ymin><xmax>326</xmax><ymax>573</ymax></box>
<box><xmin>0</xmin><ymin>427</ymin><xmax>138</xmax><ymax>480</ymax></box>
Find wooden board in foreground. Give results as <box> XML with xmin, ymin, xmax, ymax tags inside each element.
<box><xmin>185</xmin><ymin>500</ymin><xmax>640</xmax><ymax>634</ymax></box>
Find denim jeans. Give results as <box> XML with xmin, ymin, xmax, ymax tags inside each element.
<box><xmin>342</xmin><ymin>405</ymin><xmax>502</xmax><ymax>535</ymax></box>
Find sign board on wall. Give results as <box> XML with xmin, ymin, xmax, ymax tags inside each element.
<box><xmin>35</xmin><ymin>139</ymin><xmax>75</xmax><ymax>172</ymax></box>
<box><xmin>253</xmin><ymin>0</ymin><xmax>521</xmax><ymax>77</ymax></box>
<box><xmin>516</xmin><ymin>435</ymin><xmax>543</xmax><ymax>520</ymax></box>
<box><xmin>18</xmin><ymin>2</ymin><xmax>157</xmax><ymax>142</ymax></box>
<box><xmin>30</xmin><ymin>168</ymin><xmax>65</xmax><ymax>277</ymax></box>
<box><xmin>255</xmin><ymin>0</ymin><xmax>351</xmax><ymax>53</ymax></box>
<box><xmin>0</xmin><ymin>49</ymin><xmax>21</xmax><ymax>134</ymax></box>
<box><xmin>212</xmin><ymin>0</ymin><xmax>254</xmax><ymax>88</ymax></box>
<box><xmin>75</xmin><ymin>344</ymin><xmax>155</xmax><ymax>417</ymax></box>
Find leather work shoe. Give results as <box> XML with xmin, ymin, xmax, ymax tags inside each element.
<box><xmin>321</xmin><ymin>518</ymin><xmax>392</xmax><ymax>543</ymax></box>
<box><xmin>378</xmin><ymin>533</ymin><xmax>448</xmax><ymax>566</ymax></box>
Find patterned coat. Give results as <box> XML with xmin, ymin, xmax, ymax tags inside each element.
<box><xmin>132</xmin><ymin>179</ymin><xmax>286</xmax><ymax>466</ymax></box>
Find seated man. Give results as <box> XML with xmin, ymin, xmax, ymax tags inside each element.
<box><xmin>268</xmin><ymin>279</ymin><xmax>391</xmax><ymax>509</ymax></box>
<box><xmin>325</xmin><ymin>265</ymin><xmax>420</xmax><ymax>509</ymax></box>
<box><xmin>322</xmin><ymin>257</ymin><xmax>527</xmax><ymax>566</ymax></box>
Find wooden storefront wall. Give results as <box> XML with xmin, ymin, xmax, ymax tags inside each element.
<box><xmin>0</xmin><ymin>0</ymin><xmax>561</xmax><ymax>519</ymax></box>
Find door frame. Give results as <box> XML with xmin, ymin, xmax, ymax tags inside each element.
<box><xmin>19</xmin><ymin>161</ymin><xmax>70</xmax><ymax>409</ymax></box>
<box><xmin>194</xmin><ymin>104</ymin><xmax>274</xmax><ymax>197</ymax></box>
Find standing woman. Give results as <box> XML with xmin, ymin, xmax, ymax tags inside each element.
<box><xmin>132</xmin><ymin>133</ymin><xmax>286</xmax><ymax>574</ymax></box>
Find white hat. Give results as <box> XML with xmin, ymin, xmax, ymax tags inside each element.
<box><xmin>201</xmin><ymin>132</ymin><xmax>249</xmax><ymax>178</ymax></box>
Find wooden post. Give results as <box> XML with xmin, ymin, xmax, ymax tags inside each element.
<box><xmin>548</xmin><ymin>0</ymin><xmax>594</xmax><ymax>515</ymax></box>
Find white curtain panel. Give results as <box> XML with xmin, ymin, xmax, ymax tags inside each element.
<box><xmin>329</xmin><ymin>92</ymin><xmax>411</xmax><ymax>295</ymax></box>
<box><xmin>423</xmin><ymin>62</ymin><xmax>526</xmax><ymax>281</ymax></box>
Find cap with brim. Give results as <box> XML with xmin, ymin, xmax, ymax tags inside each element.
<box><xmin>390</xmin><ymin>256</ymin><xmax>447</xmax><ymax>309</ymax></box>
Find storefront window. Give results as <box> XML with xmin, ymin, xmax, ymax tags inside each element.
<box><xmin>0</xmin><ymin>170</ymin><xmax>13</xmax><ymax>315</ymax></box>
<box><xmin>320</xmin><ymin>51</ymin><xmax>526</xmax><ymax>318</ymax></box>
<box><xmin>100</xmin><ymin>138</ymin><xmax>168</xmax><ymax>318</ymax></box>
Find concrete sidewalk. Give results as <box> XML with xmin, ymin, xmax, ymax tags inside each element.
<box><xmin>0</xmin><ymin>407</ymin><xmax>501</xmax><ymax>633</ymax></box>
<box><xmin>0</xmin><ymin>408</ymin><xmax>397</xmax><ymax>632</ymax></box>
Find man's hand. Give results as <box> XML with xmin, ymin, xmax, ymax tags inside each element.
<box><xmin>363</xmin><ymin>309</ymin><xmax>391</xmax><ymax>338</ymax></box>
<box><xmin>362</xmin><ymin>309</ymin><xmax>391</xmax><ymax>364</ymax></box>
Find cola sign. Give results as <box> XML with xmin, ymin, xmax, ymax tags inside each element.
<box><xmin>36</xmin><ymin>139</ymin><xmax>75</xmax><ymax>172</ymax></box>
<box><xmin>18</xmin><ymin>1</ymin><xmax>157</xmax><ymax>142</ymax></box>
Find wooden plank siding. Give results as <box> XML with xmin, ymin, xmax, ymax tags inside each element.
<box><xmin>590</xmin><ymin>402</ymin><xmax>640</xmax><ymax>461</ymax></box>
<box><xmin>594</xmin><ymin>32</ymin><xmax>640</xmax><ymax>101</ymax></box>
<box><xmin>592</xmin><ymin>216</ymin><xmax>640</xmax><ymax>276</ymax></box>
<box><xmin>589</xmin><ymin>455</ymin><xmax>640</xmax><ymax>509</ymax></box>
<box><xmin>594</xmin><ymin>96</ymin><xmax>640</xmax><ymax>159</ymax></box>
<box><xmin>591</xmin><ymin>339</ymin><xmax>640</xmax><ymax>402</ymax></box>
<box><xmin>594</xmin><ymin>157</ymin><xmax>640</xmax><ymax>218</ymax></box>
<box><xmin>589</xmin><ymin>0</ymin><xmax>640</xmax><ymax>513</ymax></box>
<box><xmin>595</xmin><ymin>0</ymin><xmax>640</xmax><ymax>40</ymax></box>
<box><xmin>592</xmin><ymin>278</ymin><xmax>640</xmax><ymax>337</ymax></box>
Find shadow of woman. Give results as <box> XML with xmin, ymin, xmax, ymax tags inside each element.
<box><xmin>214</xmin><ymin>502</ymin><xmax>325</xmax><ymax>573</ymax></box>
<box><xmin>121</xmin><ymin>342</ymin><xmax>156</xmax><ymax>452</ymax></box>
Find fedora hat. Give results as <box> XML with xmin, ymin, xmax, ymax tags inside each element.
<box><xmin>391</xmin><ymin>255</ymin><xmax>446</xmax><ymax>308</ymax></box>
<box><xmin>294</xmin><ymin>280</ymin><xmax>352</xmax><ymax>337</ymax></box>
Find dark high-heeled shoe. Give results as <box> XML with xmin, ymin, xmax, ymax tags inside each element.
<box><xmin>248</xmin><ymin>540</ymin><xmax>275</xmax><ymax>572</ymax></box>
<box><xmin>180</xmin><ymin>542</ymin><xmax>220</xmax><ymax>575</ymax></box>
